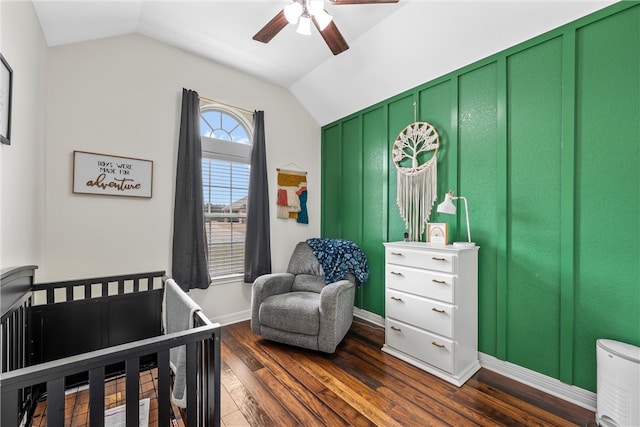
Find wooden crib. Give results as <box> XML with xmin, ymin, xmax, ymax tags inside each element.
<box><xmin>0</xmin><ymin>266</ymin><xmax>221</xmax><ymax>427</ymax></box>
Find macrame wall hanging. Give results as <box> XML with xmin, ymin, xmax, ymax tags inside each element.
<box><xmin>392</xmin><ymin>101</ymin><xmax>440</xmax><ymax>241</ymax></box>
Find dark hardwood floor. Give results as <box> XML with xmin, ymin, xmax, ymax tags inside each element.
<box><xmin>221</xmin><ymin>319</ymin><xmax>597</xmax><ymax>427</ymax></box>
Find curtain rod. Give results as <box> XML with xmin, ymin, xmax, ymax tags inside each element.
<box><xmin>199</xmin><ymin>95</ymin><xmax>255</xmax><ymax>115</ymax></box>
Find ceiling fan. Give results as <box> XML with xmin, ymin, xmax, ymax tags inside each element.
<box><xmin>253</xmin><ymin>0</ymin><xmax>400</xmax><ymax>56</ymax></box>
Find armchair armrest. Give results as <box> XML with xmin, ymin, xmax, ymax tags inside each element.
<box><xmin>251</xmin><ymin>273</ymin><xmax>295</xmax><ymax>334</ymax></box>
<box><xmin>318</xmin><ymin>279</ymin><xmax>356</xmax><ymax>353</ymax></box>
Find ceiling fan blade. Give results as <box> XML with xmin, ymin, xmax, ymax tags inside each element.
<box><xmin>253</xmin><ymin>10</ymin><xmax>288</xmax><ymax>44</ymax></box>
<box><xmin>313</xmin><ymin>19</ymin><xmax>349</xmax><ymax>55</ymax></box>
<box><xmin>330</xmin><ymin>0</ymin><xmax>399</xmax><ymax>4</ymax></box>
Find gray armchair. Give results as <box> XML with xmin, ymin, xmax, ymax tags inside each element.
<box><xmin>251</xmin><ymin>241</ymin><xmax>356</xmax><ymax>353</ymax></box>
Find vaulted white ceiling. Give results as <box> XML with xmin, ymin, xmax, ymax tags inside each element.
<box><xmin>31</xmin><ymin>0</ymin><xmax>617</xmax><ymax>125</ymax></box>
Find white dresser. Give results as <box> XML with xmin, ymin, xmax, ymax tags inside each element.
<box><xmin>382</xmin><ymin>241</ymin><xmax>479</xmax><ymax>386</ymax></box>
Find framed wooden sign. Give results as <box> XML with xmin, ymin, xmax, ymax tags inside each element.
<box><xmin>73</xmin><ymin>151</ymin><xmax>153</xmax><ymax>198</ymax></box>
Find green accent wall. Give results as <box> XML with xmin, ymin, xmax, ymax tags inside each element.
<box><xmin>320</xmin><ymin>2</ymin><xmax>639</xmax><ymax>392</ymax></box>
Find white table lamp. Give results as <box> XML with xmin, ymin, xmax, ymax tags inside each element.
<box><xmin>436</xmin><ymin>191</ymin><xmax>475</xmax><ymax>247</ymax></box>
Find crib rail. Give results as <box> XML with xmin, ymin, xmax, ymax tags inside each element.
<box><xmin>30</xmin><ymin>270</ymin><xmax>166</xmax><ymax>304</ymax></box>
<box><xmin>1</xmin><ymin>311</ymin><xmax>221</xmax><ymax>427</ymax></box>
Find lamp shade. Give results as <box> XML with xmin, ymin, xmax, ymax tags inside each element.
<box><xmin>436</xmin><ymin>192</ymin><xmax>456</xmax><ymax>215</ymax></box>
<box><xmin>436</xmin><ymin>191</ymin><xmax>474</xmax><ymax>246</ymax></box>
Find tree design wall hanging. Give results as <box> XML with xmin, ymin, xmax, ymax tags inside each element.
<box><xmin>392</xmin><ymin>115</ymin><xmax>440</xmax><ymax>241</ymax></box>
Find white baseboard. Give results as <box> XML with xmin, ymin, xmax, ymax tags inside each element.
<box><xmin>478</xmin><ymin>353</ymin><xmax>596</xmax><ymax>411</ymax></box>
<box><xmin>354</xmin><ymin>309</ymin><xmax>596</xmax><ymax>412</ymax></box>
<box><xmin>210</xmin><ymin>309</ymin><xmax>251</xmax><ymax>327</ymax></box>
<box><xmin>354</xmin><ymin>307</ymin><xmax>385</xmax><ymax>327</ymax></box>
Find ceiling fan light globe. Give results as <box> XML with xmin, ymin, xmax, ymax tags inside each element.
<box><xmin>314</xmin><ymin>9</ymin><xmax>333</xmax><ymax>31</ymax></box>
<box><xmin>284</xmin><ymin>2</ymin><xmax>303</xmax><ymax>25</ymax></box>
<box><xmin>296</xmin><ymin>15</ymin><xmax>312</xmax><ymax>35</ymax></box>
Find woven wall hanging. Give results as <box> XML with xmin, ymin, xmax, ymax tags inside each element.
<box><xmin>276</xmin><ymin>165</ymin><xmax>308</xmax><ymax>224</ymax></box>
<box><xmin>392</xmin><ymin>114</ymin><xmax>440</xmax><ymax>241</ymax></box>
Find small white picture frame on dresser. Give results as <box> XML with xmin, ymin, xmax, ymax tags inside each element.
<box><xmin>427</xmin><ymin>223</ymin><xmax>448</xmax><ymax>245</ymax></box>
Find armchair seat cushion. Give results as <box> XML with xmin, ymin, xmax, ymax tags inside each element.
<box><xmin>259</xmin><ymin>291</ymin><xmax>320</xmax><ymax>336</ymax></box>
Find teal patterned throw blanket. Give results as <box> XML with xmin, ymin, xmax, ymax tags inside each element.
<box><xmin>306</xmin><ymin>238</ymin><xmax>369</xmax><ymax>283</ymax></box>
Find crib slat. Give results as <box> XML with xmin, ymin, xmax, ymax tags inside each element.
<box><xmin>89</xmin><ymin>366</ymin><xmax>105</xmax><ymax>427</ymax></box>
<box><xmin>10</xmin><ymin>311</ymin><xmax>17</xmax><ymax>370</ymax></box>
<box><xmin>17</xmin><ymin>306</ymin><xmax>24</xmax><ymax>369</ymax></box>
<box><xmin>2</xmin><ymin>321</ymin><xmax>8</xmax><ymax>372</ymax></box>
<box><xmin>47</xmin><ymin>377</ymin><xmax>65</xmax><ymax>426</ymax></box>
<box><xmin>118</xmin><ymin>280</ymin><xmax>125</xmax><ymax>295</ymax></box>
<box><xmin>102</xmin><ymin>280</ymin><xmax>108</xmax><ymax>296</ymax></box>
<box><xmin>186</xmin><ymin>341</ymin><xmax>198</xmax><ymax>426</ymax></box>
<box><xmin>197</xmin><ymin>341</ymin><xmax>204</xmax><ymax>425</ymax></box>
<box><xmin>157</xmin><ymin>349</ymin><xmax>170</xmax><ymax>426</ymax></box>
<box><xmin>66</xmin><ymin>285</ymin><xmax>73</xmax><ymax>302</ymax></box>
<box><xmin>125</xmin><ymin>357</ymin><xmax>139</xmax><ymax>426</ymax></box>
<box><xmin>212</xmin><ymin>332</ymin><xmax>221</xmax><ymax>427</ymax></box>
<box><xmin>16</xmin><ymin>310</ymin><xmax>22</xmax><ymax>369</ymax></box>
<box><xmin>133</xmin><ymin>278</ymin><xmax>140</xmax><ymax>292</ymax></box>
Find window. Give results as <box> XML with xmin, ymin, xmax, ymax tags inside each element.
<box><xmin>200</xmin><ymin>104</ymin><xmax>252</xmax><ymax>280</ymax></box>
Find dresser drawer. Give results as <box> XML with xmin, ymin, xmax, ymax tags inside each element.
<box><xmin>386</xmin><ymin>264</ymin><xmax>455</xmax><ymax>303</ymax></box>
<box><xmin>386</xmin><ymin>319</ymin><xmax>455</xmax><ymax>374</ymax></box>
<box><xmin>386</xmin><ymin>290</ymin><xmax>455</xmax><ymax>338</ymax></box>
<box><xmin>385</xmin><ymin>247</ymin><xmax>456</xmax><ymax>273</ymax></box>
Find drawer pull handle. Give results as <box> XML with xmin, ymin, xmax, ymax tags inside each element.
<box><xmin>432</xmin><ymin>257</ymin><xmax>446</xmax><ymax>261</ymax></box>
<box><xmin>390</xmin><ymin>296</ymin><xmax>403</xmax><ymax>301</ymax></box>
<box><xmin>390</xmin><ymin>271</ymin><xmax>403</xmax><ymax>276</ymax></box>
<box><xmin>391</xmin><ymin>326</ymin><xmax>402</xmax><ymax>331</ymax></box>
<box><xmin>432</xmin><ymin>308</ymin><xmax>446</xmax><ymax>314</ymax></box>
<box><xmin>431</xmin><ymin>341</ymin><xmax>445</xmax><ymax>349</ymax></box>
<box><xmin>432</xmin><ymin>279</ymin><xmax>446</xmax><ymax>284</ymax></box>
<box><xmin>391</xmin><ymin>252</ymin><xmax>403</xmax><ymax>256</ymax></box>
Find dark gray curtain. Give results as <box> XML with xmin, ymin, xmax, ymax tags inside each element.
<box><xmin>172</xmin><ymin>88</ymin><xmax>210</xmax><ymax>290</ymax></box>
<box><xmin>244</xmin><ymin>111</ymin><xmax>271</xmax><ymax>283</ymax></box>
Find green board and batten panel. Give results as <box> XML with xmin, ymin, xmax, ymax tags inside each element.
<box><xmin>506</xmin><ymin>37</ymin><xmax>564</xmax><ymax>378</ymax></box>
<box><xmin>361</xmin><ymin>107</ymin><xmax>388</xmax><ymax>314</ymax></box>
<box><xmin>320</xmin><ymin>2</ymin><xmax>640</xmax><ymax>392</ymax></box>
<box><xmin>321</xmin><ymin>124</ymin><xmax>342</xmax><ymax>238</ymax></box>
<box><xmin>387</xmin><ymin>95</ymin><xmax>416</xmax><ymax>242</ymax></box>
<box><xmin>339</xmin><ymin>116</ymin><xmax>363</xmax><ymax>246</ymax></box>
<box><xmin>458</xmin><ymin>62</ymin><xmax>503</xmax><ymax>359</ymax></box>
<box><xmin>573</xmin><ymin>5</ymin><xmax>640</xmax><ymax>391</ymax></box>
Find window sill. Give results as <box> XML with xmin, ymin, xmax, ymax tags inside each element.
<box><xmin>210</xmin><ymin>274</ymin><xmax>244</xmax><ymax>287</ymax></box>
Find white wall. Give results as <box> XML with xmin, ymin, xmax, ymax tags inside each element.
<box><xmin>0</xmin><ymin>2</ymin><xmax>47</xmax><ymax>269</ymax></box>
<box><xmin>42</xmin><ymin>33</ymin><xmax>320</xmax><ymax>320</ymax></box>
<box><xmin>291</xmin><ymin>0</ymin><xmax>617</xmax><ymax>125</ymax></box>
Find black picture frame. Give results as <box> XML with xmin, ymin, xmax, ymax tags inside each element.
<box><xmin>1</xmin><ymin>53</ymin><xmax>13</xmax><ymax>145</ymax></box>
